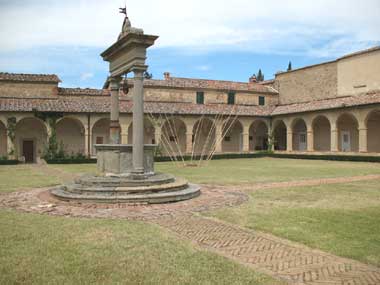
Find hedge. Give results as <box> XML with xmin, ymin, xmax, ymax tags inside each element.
<box><xmin>0</xmin><ymin>160</ymin><xmax>19</xmax><ymax>165</ymax></box>
<box><xmin>43</xmin><ymin>152</ymin><xmax>380</xmax><ymax>164</ymax></box>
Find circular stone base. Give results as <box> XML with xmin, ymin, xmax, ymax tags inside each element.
<box><xmin>50</xmin><ymin>173</ymin><xmax>201</xmax><ymax>204</ymax></box>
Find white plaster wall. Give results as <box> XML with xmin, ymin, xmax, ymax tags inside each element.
<box><xmin>56</xmin><ymin>118</ymin><xmax>85</xmax><ymax>155</ymax></box>
<box><xmin>15</xmin><ymin>117</ymin><xmax>47</xmax><ymax>161</ymax></box>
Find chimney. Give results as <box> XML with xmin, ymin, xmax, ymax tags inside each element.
<box><xmin>164</xmin><ymin>72</ymin><xmax>171</xmax><ymax>80</ymax></box>
<box><xmin>249</xmin><ymin>75</ymin><xmax>257</xmax><ymax>83</ymax></box>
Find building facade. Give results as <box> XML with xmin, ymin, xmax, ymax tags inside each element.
<box><xmin>0</xmin><ymin>47</ymin><xmax>379</xmax><ymax>162</ymax></box>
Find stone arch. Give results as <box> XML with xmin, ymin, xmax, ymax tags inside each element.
<box><xmin>192</xmin><ymin>117</ymin><xmax>216</xmax><ymax>155</ymax></box>
<box><xmin>312</xmin><ymin>115</ymin><xmax>331</xmax><ymax>151</ymax></box>
<box><xmin>0</xmin><ymin>120</ymin><xmax>7</xmax><ymax>157</ymax></box>
<box><xmin>222</xmin><ymin>119</ymin><xmax>243</xmax><ymax>153</ymax></box>
<box><xmin>92</xmin><ymin>118</ymin><xmax>110</xmax><ymax>154</ymax></box>
<box><xmin>337</xmin><ymin>113</ymin><xmax>359</xmax><ymax>152</ymax></box>
<box><xmin>291</xmin><ymin>118</ymin><xmax>308</xmax><ymax>151</ymax></box>
<box><xmin>15</xmin><ymin>117</ymin><xmax>47</xmax><ymax>162</ymax></box>
<box><xmin>365</xmin><ymin>110</ymin><xmax>380</xmax><ymax>153</ymax></box>
<box><xmin>161</xmin><ymin>118</ymin><xmax>187</xmax><ymax>156</ymax></box>
<box><xmin>273</xmin><ymin>120</ymin><xmax>287</xmax><ymax>151</ymax></box>
<box><xmin>56</xmin><ymin>117</ymin><xmax>85</xmax><ymax>156</ymax></box>
<box><xmin>249</xmin><ymin>120</ymin><xmax>268</xmax><ymax>151</ymax></box>
<box><xmin>127</xmin><ymin>118</ymin><xmax>156</xmax><ymax>145</ymax></box>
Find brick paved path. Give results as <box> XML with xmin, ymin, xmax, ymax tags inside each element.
<box><xmin>155</xmin><ymin>215</ymin><xmax>380</xmax><ymax>285</ymax></box>
<box><xmin>1</xmin><ymin>168</ymin><xmax>380</xmax><ymax>284</ymax></box>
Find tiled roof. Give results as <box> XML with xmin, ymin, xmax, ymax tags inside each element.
<box><xmin>272</xmin><ymin>90</ymin><xmax>380</xmax><ymax>116</ymax></box>
<box><xmin>0</xmin><ymin>72</ymin><xmax>61</xmax><ymax>83</ymax></box>
<box><xmin>122</xmin><ymin>77</ymin><xmax>278</xmax><ymax>94</ymax></box>
<box><xmin>58</xmin><ymin>87</ymin><xmax>109</xmax><ymax>96</ymax></box>
<box><xmin>0</xmin><ymin>96</ymin><xmax>275</xmax><ymax>116</ymax></box>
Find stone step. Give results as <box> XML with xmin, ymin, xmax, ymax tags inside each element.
<box><xmin>76</xmin><ymin>173</ymin><xmax>175</xmax><ymax>187</ymax></box>
<box><xmin>50</xmin><ymin>184</ymin><xmax>201</xmax><ymax>204</ymax></box>
<box><xmin>65</xmin><ymin>178</ymin><xmax>188</xmax><ymax>195</ymax></box>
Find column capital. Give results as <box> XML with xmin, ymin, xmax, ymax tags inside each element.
<box><xmin>131</xmin><ymin>65</ymin><xmax>148</xmax><ymax>77</ymax></box>
<box><xmin>109</xmin><ymin>76</ymin><xmax>122</xmax><ymax>91</ymax></box>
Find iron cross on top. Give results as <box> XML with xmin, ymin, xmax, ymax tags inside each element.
<box><xmin>119</xmin><ymin>6</ymin><xmax>127</xmax><ymax>16</ymax></box>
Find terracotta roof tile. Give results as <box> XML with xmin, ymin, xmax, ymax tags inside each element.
<box><xmin>272</xmin><ymin>90</ymin><xmax>380</xmax><ymax>115</ymax></box>
<box><xmin>0</xmin><ymin>72</ymin><xmax>61</xmax><ymax>83</ymax></box>
<box><xmin>58</xmin><ymin>87</ymin><xmax>109</xmax><ymax>96</ymax></box>
<box><xmin>0</xmin><ymin>96</ymin><xmax>275</xmax><ymax>116</ymax></box>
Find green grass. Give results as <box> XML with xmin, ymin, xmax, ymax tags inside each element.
<box><xmin>0</xmin><ymin>165</ymin><xmax>60</xmax><ymax>193</ymax></box>
<box><xmin>0</xmin><ymin>209</ymin><xmax>280</xmax><ymax>285</ymax></box>
<box><xmin>52</xmin><ymin>158</ymin><xmax>380</xmax><ymax>185</ymax></box>
<box><xmin>208</xmin><ymin>179</ymin><xmax>380</xmax><ymax>266</ymax></box>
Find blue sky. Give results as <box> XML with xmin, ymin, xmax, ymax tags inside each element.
<box><xmin>0</xmin><ymin>0</ymin><xmax>379</xmax><ymax>88</ymax></box>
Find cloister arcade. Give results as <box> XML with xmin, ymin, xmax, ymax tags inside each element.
<box><xmin>0</xmin><ymin>105</ymin><xmax>379</xmax><ymax>162</ymax></box>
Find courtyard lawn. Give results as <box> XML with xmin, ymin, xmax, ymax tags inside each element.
<box><xmin>52</xmin><ymin>157</ymin><xmax>380</xmax><ymax>185</ymax></box>
<box><xmin>208</xmin><ymin>179</ymin><xmax>380</xmax><ymax>266</ymax></box>
<box><xmin>0</xmin><ymin>165</ymin><xmax>60</xmax><ymax>193</ymax></box>
<box><xmin>0</xmin><ymin>209</ymin><xmax>281</xmax><ymax>285</ymax></box>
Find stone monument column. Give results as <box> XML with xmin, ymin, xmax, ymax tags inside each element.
<box><xmin>109</xmin><ymin>77</ymin><xmax>121</xmax><ymax>144</ymax></box>
<box><xmin>132</xmin><ymin>67</ymin><xmax>146</xmax><ymax>174</ymax></box>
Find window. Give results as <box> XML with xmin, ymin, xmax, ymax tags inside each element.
<box><xmin>224</xmin><ymin>136</ymin><xmax>231</xmax><ymax>142</ymax></box>
<box><xmin>227</xmin><ymin>92</ymin><xmax>235</xmax><ymax>105</ymax></box>
<box><xmin>96</xmin><ymin>137</ymin><xmax>103</xmax><ymax>144</ymax></box>
<box><xmin>259</xmin><ymin>96</ymin><xmax>265</xmax><ymax>106</ymax></box>
<box><xmin>249</xmin><ymin>136</ymin><xmax>253</xmax><ymax>141</ymax></box>
<box><xmin>169</xmin><ymin>136</ymin><xmax>177</xmax><ymax>142</ymax></box>
<box><xmin>196</xmin><ymin>91</ymin><xmax>204</xmax><ymax>104</ymax></box>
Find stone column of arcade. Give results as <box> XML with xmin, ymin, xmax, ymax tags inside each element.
<box><xmin>50</xmin><ymin>9</ymin><xmax>200</xmax><ymax>204</ymax></box>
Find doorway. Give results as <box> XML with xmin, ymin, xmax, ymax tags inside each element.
<box><xmin>341</xmin><ymin>131</ymin><xmax>351</xmax><ymax>152</ymax></box>
<box><xmin>22</xmin><ymin>140</ymin><xmax>34</xmax><ymax>163</ymax></box>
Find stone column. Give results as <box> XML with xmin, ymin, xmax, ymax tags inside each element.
<box><xmin>242</xmin><ymin>132</ymin><xmax>249</xmax><ymax>152</ymax></box>
<box><xmin>307</xmin><ymin>131</ymin><xmax>314</xmax><ymax>152</ymax></box>
<box><xmin>109</xmin><ymin>77</ymin><xmax>121</xmax><ymax>144</ymax></box>
<box><xmin>186</xmin><ymin>131</ymin><xmax>193</xmax><ymax>154</ymax></box>
<box><xmin>331</xmin><ymin>126</ymin><xmax>339</xmax><ymax>152</ymax></box>
<box><xmin>84</xmin><ymin>128</ymin><xmax>91</xmax><ymax>157</ymax></box>
<box><xmin>132</xmin><ymin>68</ymin><xmax>146</xmax><ymax>174</ymax></box>
<box><xmin>359</xmin><ymin>128</ymin><xmax>368</xmax><ymax>153</ymax></box>
<box><xmin>215</xmin><ymin>123</ymin><xmax>223</xmax><ymax>153</ymax></box>
<box><xmin>287</xmin><ymin>131</ymin><xmax>293</xmax><ymax>152</ymax></box>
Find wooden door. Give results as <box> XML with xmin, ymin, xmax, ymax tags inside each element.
<box><xmin>23</xmin><ymin>140</ymin><xmax>34</xmax><ymax>163</ymax></box>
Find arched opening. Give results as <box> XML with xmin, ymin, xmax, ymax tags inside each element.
<box><xmin>337</xmin><ymin>113</ymin><xmax>359</xmax><ymax>152</ymax></box>
<box><xmin>313</xmin><ymin>116</ymin><xmax>331</xmax><ymax>151</ymax></box>
<box><xmin>292</xmin><ymin>119</ymin><xmax>307</xmax><ymax>151</ymax></box>
<box><xmin>92</xmin><ymin>118</ymin><xmax>110</xmax><ymax>154</ymax></box>
<box><xmin>15</xmin><ymin>117</ymin><xmax>47</xmax><ymax>163</ymax></box>
<box><xmin>273</xmin><ymin>120</ymin><xmax>287</xmax><ymax>151</ymax></box>
<box><xmin>192</xmin><ymin>118</ymin><xmax>216</xmax><ymax>155</ymax></box>
<box><xmin>127</xmin><ymin>118</ymin><xmax>156</xmax><ymax>144</ymax></box>
<box><xmin>222</xmin><ymin>119</ymin><xmax>243</xmax><ymax>153</ymax></box>
<box><xmin>0</xmin><ymin>120</ymin><xmax>7</xmax><ymax>157</ymax></box>
<box><xmin>56</xmin><ymin>117</ymin><xmax>85</xmax><ymax>156</ymax></box>
<box><xmin>161</xmin><ymin>118</ymin><xmax>186</xmax><ymax>156</ymax></box>
<box><xmin>366</xmin><ymin>110</ymin><xmax>380</xmax><ymax>153</ymax></box>
<box><xmin>249</xmin><ymin>120</ymin><xmax>268</xmax><ymax>151</ymax></box>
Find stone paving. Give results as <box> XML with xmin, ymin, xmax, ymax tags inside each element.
<box><xmin>1</xmin><ymin>170</ymin><xmax>380</xmax><ymax>284</ymax></box>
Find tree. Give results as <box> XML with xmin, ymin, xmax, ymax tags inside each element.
<box><xmin>256</xmin><ymin>69</ymin><xmax>264</xmax><ymax>82</ymax></box>
<box><xmin>144</xmin><ymin>71</ymin><xmax>153</xmax><ymax>79</ymax></box>
<box><xmin>287</xmin><ymin>61</ymin><xmax>292</xmax><ymax>71</ymax></box>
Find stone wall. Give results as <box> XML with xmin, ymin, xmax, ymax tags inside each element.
<box><xmin>338</xmin><ymin>49</ymin><xmax>380</xmax><ymax>96</ymax></box>
<box><xmin>274</xmin><ymin>61</ymin><xmax>337</xmax><ymax>105</ymax></box>
<box><xmin>0</xmin><ymin>82</ymin><xmax>58</xmax><ymax>98</ymax></box>
<box><xmin>131</xmin><ymin>87</ymin><xmax>277</xmax><ymax>106</ymax></box>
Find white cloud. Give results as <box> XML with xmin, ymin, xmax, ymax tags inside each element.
<box><xmin>0</xmin><ymin>0</ymin><xmax>379</xmax><ymax>57</ymax></box>
<box><xmin>80</xmin><ymin>72</ymin><xmax>94</xmax><ymax>81</ymax></box>
<box><xmin>196</xmin><ymin>65</ymin><xmax>211</xmax><ymax>71</ymax></box>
